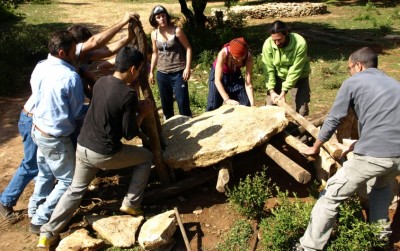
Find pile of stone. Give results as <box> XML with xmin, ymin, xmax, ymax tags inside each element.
<box><xmin>55</xmin><ymin>210</ymin><xmax>176</xmax><ymax>251</ymax></box>
<box><xmin>211</xmin><ymin>2</ymin><xmax>328</xmax><ymax>19</ymax></box>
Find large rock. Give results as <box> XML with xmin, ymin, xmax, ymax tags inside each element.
<box><xmin>56</xmin><ymin>228</ymin><xmax>104</xmax><ymax>251</ymax></box>
<box><xmin>89</xmin><ymin>215</ymin><xmax>144</xmax><ymax>248</ymax></box>
<box><xmin>162</xmin><ymin>105</ymin><xmax>288</xmax><ymax>170</ymax></box>
<box><xmin>138</xmin><ymin>210</ymin><xmax>176</xmax><ymax>250</ymax></box>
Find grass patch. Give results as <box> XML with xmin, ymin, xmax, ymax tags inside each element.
<box><xmin>216</xmin><ymin>219</ymin><xmax>253</xmax><ymax>251</ymax></box>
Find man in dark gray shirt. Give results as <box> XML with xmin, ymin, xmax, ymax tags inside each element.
<box><xmin>37</xmin><ymin>46</ymin><xmax>154</xmax><ymax>248</ymax></box>
<box><xmin>294</xmin><ymin>47</ymin><xmax>400</xmax><ymax>251</ymax></box>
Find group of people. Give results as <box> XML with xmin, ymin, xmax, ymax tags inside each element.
<box><xmin>1</xmin><ymin>5</ymin><xmax>400</xmax><ymax>251</ymax></box>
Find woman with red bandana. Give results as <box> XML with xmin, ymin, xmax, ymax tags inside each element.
<box><xmin>206</xmin><ymin>37</ymin><xmax>254</xmax><ymax>111</ymax></box>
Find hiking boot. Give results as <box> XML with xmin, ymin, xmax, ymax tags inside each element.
<box><xmin>29</xmin><ymin>223</ymin><xmax>42</xmax><ymax>235</ymax></box>
<box><xmin>37</xmin><ymin>234</ymin><xmax>59</xmax><ymax>248</ymax></box>
<box><xmin>0</xmin><ymin>203</ymin><xmax>13</xmax><ymax>219</ymax></box>
<box><xmin>120</xmin><ymin>205</ymin><xmax>143</xmax><ymax>216</ymax></box>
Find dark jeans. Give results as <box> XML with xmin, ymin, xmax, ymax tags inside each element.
<box><xmin>266</xmin><ymin>76</ymin><xmax>310</xmax><ymax>116</ymax></box>
<box><xmin>156</xmin><ymin>70</ymin><xmax>192</xmax><ymax>120</ymax></box>
<box><xmin>206</xmin><ymin>67</ymin><xmax>250</xmax><ymax>111</ymax></box>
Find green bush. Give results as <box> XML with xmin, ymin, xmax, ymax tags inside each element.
<box><xmin>327</xmin><ymin>196</ymin><xmax>387</xmax><ymax>251</ymax></box>
<box><xmin>0</xmin><ymin>24</ymin><xmax>50</xmax><ymax>95</ymax></box>
<box><xmin>259</xmin><ymin>190</ymin><xmax>314</xmax><ymax>251</ymax></box>
<box><xmin>251</xmin><ymin>54</ymin><xmax>266</xmax><ymax>92</ymax></box>
<box><xmin>216</xmin><ymin>219</ymin><xmax>253</xmax><ymax>251</ymax></box>
<box><xmin>226</xmin><ymin>169</ymin><xmax>273</xmax><ymax>219</ymax></box>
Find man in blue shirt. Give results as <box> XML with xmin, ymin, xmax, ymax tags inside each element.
<box><xmin>0</xmin><ymin>12</ymin><xmax>138</xmax><ymax>225</ymax></box>
<box><xmin>28</xmin><ymin>30</ymin><xmax>86</xmax><ymax>234</ymax></box>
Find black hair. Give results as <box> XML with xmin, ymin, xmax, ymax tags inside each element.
<box><xmin>149</xmin><ymin>5</ymin><xmax>171</xmax><ymax>28</ymax></box>
<box><xmin>48</xmin><ymin>30</ymin><xmax>77</xmax><ymax>56</ymax></box>
<box><xmin>115</xmin><ymin>46</ymin><xmax>144</xmax><ymax>73</ymax></box>
<box><xmin>269</xmin><ymin>20</ymin><xmax>290</xmax><ymax>35</ymax></box>
<box><xmin>349</xmin><ymin>47</ymin><xmax>378</xmax><ymax>68</ymax></box>
<box><xmin>67</xmin><ymin>25</ymin><xmax>93</xmax><ymax>43</ymax></box>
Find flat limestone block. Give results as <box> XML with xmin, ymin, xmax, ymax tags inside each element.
<box><xmin>162</xmin><ymin>105</ymin><xmax>288</xmax><ymax>170</ymax></box>
<box><xmin>90</xmin><ymin>215</ymin><xmax>144</xmax><ymax>248</ymax></box>
<box><xmin>56</xmin><ymin>228</ymin><xmax>104</xmax><ymax>251</ymax></box>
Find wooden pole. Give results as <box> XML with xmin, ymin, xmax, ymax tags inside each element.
<box><xmin>279</xmin><ymin>130</ymin><xmax>316</xmax><ymax>161</ymax></box>
<box><xmin>262</xmin><ymin>143</ymin><xmax>311</xmax><ymax>184</ymax></box>
<box><xmin>130</xmin><ymin>20</ymin><xmax>171</xmax><ymax>185</ymax></box>
<box><xmin>174</xmin><ymin>207</ymin><xmax>192</xmax><ymax>251</ymax></box>
<box><xmin>276</xmin><ymin>100</ymin><xmax>343</xmax><ymax>159</ymax></box>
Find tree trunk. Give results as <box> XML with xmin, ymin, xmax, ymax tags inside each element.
<box><xmin>178</xmin><ymin>0</ymin><xmax>195</xmax><ymax>28</ymax></box>
<box><xmin>192</xmin><ymin>0</ymin><xmax>207</xmax><ymax>30</ymax></box>
<box><xmin>130</xmin><ymin>20</ymin><xmax>172</xmax><ymax>185</ymax></box>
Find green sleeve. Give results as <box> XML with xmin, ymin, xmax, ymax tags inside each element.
<box><xmin>282</xmin><ymin>42</ymin><xmax>308</xmax><ymax>91</ymax></box>
<box><xmin>261</xmin><ymin>40</ymin><xmax>276</xmax><ymax>90</ymax></box>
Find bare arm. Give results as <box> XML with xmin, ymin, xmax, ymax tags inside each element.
<box><xmin>244</xmin><ymin>54</ymin><xmax>254</xmax><ymax>106</ymax></box>
<box><xmin>148</xmin><ymin>30</ymin><xmax>158</xmax><ymax>85</ymax></box>
<box><xmin>214</xmin><ymin>49</ymin><xmax>239</xmax><ymax>105</ymax></box>
<box><xmin>79</xmin><ymin>12</ymin><xmax>139</xmax><ymax>60</ymax></box>
<box><xmin>176</xmin><ymin>27</ymin><xmax>192</xmax><ymax>81</ymax></box>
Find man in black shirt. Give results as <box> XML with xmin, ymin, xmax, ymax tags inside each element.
<box><xmin>37</xmin><ymin>46</ymin><xmax>154</xmax><ymax>248</ymax></box>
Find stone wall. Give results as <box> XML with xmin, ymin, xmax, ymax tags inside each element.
<box><xmin>211</xmin><ymin>2</ymin><xmax>328</xmax><ymax>19</ymax></box>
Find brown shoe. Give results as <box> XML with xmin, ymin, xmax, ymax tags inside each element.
<box><xmin>0</xmin><ymin>203</ymin><xmax>13</xmax><ymax>220</ymax></box>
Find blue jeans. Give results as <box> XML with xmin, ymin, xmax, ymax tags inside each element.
<box><xmin>41</xmin><ymin>143</ymin><xmax>152</xmax><ymax>236</ymax></box>
<box><xmin>28</xmin><ymin>128</ymin><xmax>75</xmax><ymax>225</ymax></box>
<box><xmin>0</xmin><ymin>110</ymin><xmax>38</xmax><ymax>207</ymax></box>
<box><xmin>157</xmin><ymin>70</ymin><xmax>192</xmax><ymax>119</ymax></box>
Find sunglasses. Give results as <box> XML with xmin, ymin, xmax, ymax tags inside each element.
<box><xmin>153</xmin><ymin>6</ymin><xmax>165</xmax><ymax>15</ymax></box>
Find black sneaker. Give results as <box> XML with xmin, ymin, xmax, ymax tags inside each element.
<box><xmin>29</xmin><ymin>223</ymin><xmax>42</xmax><ymax>235</ymax></box>
<box><xmin>0</xmin><ymin>203</ymin><xmax>13</xmax><ymax>219</ymax></box>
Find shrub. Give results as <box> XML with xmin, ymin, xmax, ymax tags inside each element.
<box><xmin>259</xmin><ymin>190</ymin><xmax>314</xmax><ymax>251</ymax></box>
<box><xmin>0</xmin><ymin>24</ymin><xmax>50</xmax><ymax>95</ymax></box>
<box><xmin>226</xmin><ymin>169</ymin><xmax>273</xmax><ymax>219</ymax></box>
<box><xmin>327</xmin><ymin>196</ymin><xmax>387</xmax><ymax>251</ymax></box>
<box><xmin>216</xmin><ymin>219</ymin><xmax>253</xmax><ymax>251</ymax></box>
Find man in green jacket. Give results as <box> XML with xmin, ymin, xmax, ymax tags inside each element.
<box><xmin>262</xmin><ymin>20</ymin><xmax>311</xmax><ymax>116</ymax></box>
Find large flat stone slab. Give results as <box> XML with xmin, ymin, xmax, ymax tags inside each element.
<box><xmin>162</xmin><ymin>105</ymin><xmax>288</xmax><ymax>170</ymax></box>
<box><xmin>56</xmin><ymin>228</ymin><xmax>104</xmax><ymax>251</ymax></box>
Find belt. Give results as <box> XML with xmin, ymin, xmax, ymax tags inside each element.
<box><xmin>33</xmin><ymin>125</ymin><xmax>56</xmax><ymax>138</ymax></box>
<box><xmin>22</xmin><ymin>108</ymin><xmax>33</xmax><ymax>117</ymax></box>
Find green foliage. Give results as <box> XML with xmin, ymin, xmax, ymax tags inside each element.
<box><xmin>317</xmin><ymin>61</ymin><xmax>346</xmax><ymax>91</ymax></box>
<box><xmin>224</xmin><ymin>0</ymin><xmax>239</xmax><ymax>9</ymax></box>
<box><xmin>0</xmin><ymin>24</ymin><xmax>50</xmax><ymax>95</ymax></box>
<box><xmin>226</xmin><ymin>169</ymin><xmax>273</xmax><ymax>219</ymax></box>
<box><xmin>0</xmin><ymin>0</ymin><xmax>20</xmax><ymax>21</ymax></box>
<box><xmin>327</xmin><ymin>196</ymin><xmax>387</xmax><ymax>251</ymax></box>
<box><xmin>224</xmin><ymin>12</ymin><xmax>246</xmax><ymax>30</ymax></box>
<box><xmin>197</xmin><ymin>49</ymin><xmax>216</xmax><ymax>71</ymax></box>
<box><xmin>216</xmin><ymin>219</ymin><xmax>253</xmax><ymax>251</ymax></box>
<box><xmin>259</xmin><ymin>190</ymin><xmax>314</xmax><ymax>251</ymax></box>
<box><xmin>390</xmin><ymin>8</ymin><xmax>400</xmax><ymax>20</ymax></box>
<box><xmin>188</xmin><ymin>81</ymin><xmax>208</xmax><ymax>115</ymax></box>
<box><xmin>353</xmin><ymin>13</ymin><xmax>374</xmax><ymax>21</ymax></box>
<box><xmin>251</xmin><ymin>54</ymin><xmax>266</xmax><ymax>93</ymax></box>
<box><xmin>365</xmin><ymin>0</ymin><xmax>376</xmax><ymax>12</ymax></box>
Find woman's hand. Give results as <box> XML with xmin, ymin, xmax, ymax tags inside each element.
<box><xmin>148</xmin><ymin>72</ymin><xmax>155</xmax><ymax>85</ymax></box>
<box><xmin>182</xmin><ymin>68</ymin><xmax>191</xmax><ymax>81</ymax></box>
<box><xmin>224</xmin><ymin>98</ymin><xmax>239</xmax><ymax>105</ymax></box>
